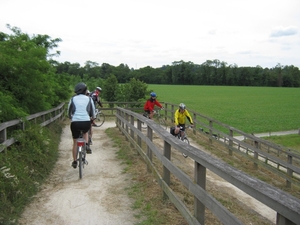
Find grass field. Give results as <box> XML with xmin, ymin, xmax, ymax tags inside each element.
<box><xmin>148</xmin><ymin>85</ymin><xmax>300</xmax><ymax>134</ymax></box>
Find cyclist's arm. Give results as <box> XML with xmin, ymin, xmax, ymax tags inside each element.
<box><xmin>155</xmin><ymin>100</ymin><xmax>163</xmax><ymax>108</ymax></box>
<box><xmin>174</xmin><ymin>110</ymin><xmax>180</xmax><ymax>126</ymax></box>
<box><xmin>185</xmin><ymin>111</ymin><xmax>193</xmax><ymax>124</ymax></box>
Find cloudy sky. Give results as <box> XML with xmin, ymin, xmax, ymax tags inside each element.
<box><xmin>1</xmin><ymin>0</ymin><xmax>299</xmax><ymax>69</ymax></box>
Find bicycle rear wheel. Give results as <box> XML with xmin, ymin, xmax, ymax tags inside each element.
<box><xmin>78</xmin><ymin>147</ymin><xmax>83</xmax><ymax>179</ymax></box>
<box><xmin>96</xmin><ymin>111</ymin><xmax>105</xmax><ymax>127</ymax></box>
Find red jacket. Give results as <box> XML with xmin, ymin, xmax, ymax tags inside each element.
<box><xmin>144</xmin><ymin>98</ymin><xmax>162</xmax><ymax>111</ymax></box>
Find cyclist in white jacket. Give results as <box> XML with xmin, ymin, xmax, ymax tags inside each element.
<box><xmin>68</xmin><ymin>82</ymin><xmax>95</xmax><ymax>168</ymax></box>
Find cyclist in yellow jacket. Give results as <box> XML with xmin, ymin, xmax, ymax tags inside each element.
<box><xmin>174</xmin><ymin>103</ymin><xmax>193</xmax><ymax>136</ymax></box>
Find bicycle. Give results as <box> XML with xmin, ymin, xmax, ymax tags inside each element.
<box><xmin>171</xmin><ymin>125</ymin><xmax>192</xmax><ymax>158</ymax></box>
<box><xmin>77</xmin><ymin>131</ymin><xmax>88</xmax><ymax>179</ymax></box>
<box><xmin>94</xmin><ymin>108</ymin><xmax>105</xmax><ymax>127</ymax></box>
<box><xmin>142</xmin><ymin>108</ymin><xmax>167</xmax><ymax>129</ymax></box>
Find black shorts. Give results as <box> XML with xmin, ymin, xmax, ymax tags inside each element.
<box><xmin>70</xmin><ymin>121</ymin><xmax>91</xmax><ymax>139</ymax></box>
<box><xmin>177</xmin><ymin>124</ymin><xmax>185</xmax><ymax>131</ymax></box>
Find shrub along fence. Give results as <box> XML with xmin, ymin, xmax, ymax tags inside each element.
<box><xmin>0</xmin><ymin>103</ymin><xmax>65</xmax><ymax>153</ymax></box>
<box><xmin>116</xmin><ymin>107</ymin><xmax>300</xmax><ymax>225</ymax></box>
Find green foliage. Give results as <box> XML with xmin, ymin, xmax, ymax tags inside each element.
<box><xmin>0</xmin><ymin>91</ymin><xmax>27</xmax><ymax>122</ymax></box>
<box><xmin>0</xmin><ymin>122</ymin><xmax>62</xmax><ymax>224</ymax></box>
<box><xmin>149</xmin><ymin>84</ymin><xmax>300</xmax><ymax>133</ymax></box>
<box><xmin>0</xmin><ymin>25</ymin><xmax>68</xmax><ymax>121</ymax></box>
<box><xmin>117</xmin><ymin>78</ymin><xmax>148</xmax><ymax>107</ymax></box>
<box><xmin>103</xmin><ymin>74</ymin><xmax>119</xmax><ymax>107</ymax></box>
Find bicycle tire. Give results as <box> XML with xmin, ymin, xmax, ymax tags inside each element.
<box><xmin>78</xmin><ymin>147</ymin><xmax>83</xmax><ymax>179</ymax></box>
<box><xmin>183</xmin><ymin>137</ymin><xmax>190</xmax><ymax>145</ymax></box>
<box><xmin>88</xmin><ymin>129</ymin><xmax>92</xmax><ymax>145</ymax></box>
<box><xmin>96</xmin><ymin>111</ymin><xmax>105</xmax><ymax>127</ymax></box>
<box><xmin>182</xmin><ymin>137</ymin><xmax>190</xmax><ymax>158</ymax></box>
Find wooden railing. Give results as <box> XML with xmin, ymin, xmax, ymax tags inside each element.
<box><xmin>1</xmin><ymin>101</ymin><xmax>299</xmax><ymax>224</ymax></box>
<box><xmin>2</xmin><ymin>101</ymin><xmax>299</xmax><ymax>188</ymax></box>
<box><xmin>0</xmin><ymin>103</ymin><xmax>65</xmax><ymax>152</ymax></box>
<box><xmin>116</xmin><ymin>107</ymin><xmax>300</xmax><ymax>225</ymax></box>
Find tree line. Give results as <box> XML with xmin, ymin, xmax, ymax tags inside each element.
<box><xmin>1</xmin><ymin>25</ymin><xmax>299</xmax><ymax>122</ymax></box>
<box><xmin>0</xmin><ymin>25</ymin><xmax>149</xmax><ymax>122</ymax></box>
<box><xmin>55</xmin><ymin>59</ymin><xmax>300</xmax><ymax>87</ymax></box>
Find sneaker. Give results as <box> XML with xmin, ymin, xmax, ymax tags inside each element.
<box><xmin>72</xmin><ymin>161</ymin><xmax>77</xmax><ymax>168</ymax></box>
<box><xmin>86</xmin><ymin>145</ymin><xmax>92</xmax><ymax>154</ymax></box>
<box><xmin>92</xmin><ymin>123</ymin><xmax>98</xmax><ymax>127</ymax></box>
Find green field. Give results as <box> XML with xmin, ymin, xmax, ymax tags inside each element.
<box><xmin>148</xmin><ymin>85</ymin><xmax>300</xmax><ymax>134</ymax></box>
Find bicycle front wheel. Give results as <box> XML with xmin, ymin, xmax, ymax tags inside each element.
<box><xmin>183</xmin><ymin>137</ymin><xmax>190</xmax><ymax>145</ymax></box>
<box><xmin>96</xmin><ymin>111</ymin><xmax>105</xmax><ymax>127</ymax></box>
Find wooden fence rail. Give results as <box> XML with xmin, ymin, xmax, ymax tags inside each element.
<box><xmin>1</xmin><ymin>101</ymin><xmax>300</xmax><ymax>224</ymax></box>
<box><xmin>116</xmin><ymin>107</ymin><xmax>300</xmax><ymax>225</ymax></box>
<box><xmin>2</xmin><ymin>101</ymin><xmax>300</xmax><ymax>188</ymax></box>
<box><xmin>0</xmin><ymin>103</ymin><xmax>65</xmax><ymax>152</ymax></box>
<box><xmin>155</xmin><ymin>102</ymin><xmax>300</xmax><ymax>188</ymax></box>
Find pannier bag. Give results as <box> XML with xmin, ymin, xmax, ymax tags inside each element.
<box><xmin>170</xmin><ymin>126</ymin><xmax>175</xmax><ymax>136</ymax></box>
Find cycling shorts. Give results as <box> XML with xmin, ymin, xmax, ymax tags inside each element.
<box><xmin>70</xmin><ymin>121</ymin><xmax>91</xmax><ymax>139</ymax></box>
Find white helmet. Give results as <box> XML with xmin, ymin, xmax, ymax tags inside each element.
<box><xmin>179</xmin><ymin>103</ymin><xmax>186</xmax><ymax>109</ymax></box>
<box><xmin>96</xmin><ymin>87</ymin><xmax>102</xmax><ymax>91</ymax></box>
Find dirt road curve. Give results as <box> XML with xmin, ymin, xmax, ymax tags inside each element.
<box><xmin>19</xmin><ymin>121</ymin><xmax>139</xmax><ymax>225</ymax></box>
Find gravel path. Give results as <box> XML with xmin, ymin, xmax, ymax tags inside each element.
<box><xmin>19</xmin><ymin>121</ymin><xmax>139</xmax><ymax>225</ymax></box>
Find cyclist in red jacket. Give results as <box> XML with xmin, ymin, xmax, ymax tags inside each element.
<box><xmin>143</xmin><ymin>92</ymin><xmax>163</xmax><ymax>119</ymax></box>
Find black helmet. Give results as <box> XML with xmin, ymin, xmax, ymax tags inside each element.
<box><xmin>74</xmin><ymin>82</ymin><xmax>87</xmax><ymax>95</ymax></box>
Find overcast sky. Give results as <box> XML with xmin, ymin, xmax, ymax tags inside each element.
<box><xmin>1</xmin><ymin>0</ymin><xmax>299</xmax><ymax>69</ymax></box>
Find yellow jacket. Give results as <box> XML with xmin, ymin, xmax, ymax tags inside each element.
<box><xmin>174</xmin><ymin>109</ymin><xmax>193</xmax><ymax>125</ymax></box>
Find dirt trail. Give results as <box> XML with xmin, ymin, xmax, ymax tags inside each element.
<box><xmin>19</xmin><ymin>121</ymin><xmax>139</xmax><ymax>225</ymax></box>
<box><xmin>19</xmin><ymin>120</ymin><xmax>276</xmax><ymax>225</ymax></box>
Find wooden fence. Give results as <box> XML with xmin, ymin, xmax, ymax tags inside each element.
<box><xmin>99</xmin><ymin>101</ymin><xmax>300</xmax><ymax>188</ymax></box>
<box><xmin>116</xmin><ymin>107</ymin><xmax>300</xmax><ymax>225</ymax></box>
<box><xmin>1</xmin><ymin>101</ymin><xmax>300</xmax><ymax>224</ymax></box>
<box><xmin>0</xmin><ymin>103</ymin><xmax>65</xmax><ymax>152</ymax></box>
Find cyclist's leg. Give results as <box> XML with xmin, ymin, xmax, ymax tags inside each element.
<box><xmin>143</xmin><ymin>110</ymin><xmax>150</xmax><ymax>118</ymax></box>
<box><xmin>89</xmin><ymin>120</ymin><xmax>93</xmax><ymax>144</ymax></box>
<box><xmin>149</xmin><ymin>110</ymin><xmax>155</xmax><ymax>119</ymax></box>
<box><xmin>70</xmin><ymin>122</ymin><xmax>81</xmax><ymax>168</ymax></box>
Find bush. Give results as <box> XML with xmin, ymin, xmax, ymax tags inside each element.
<box><xmin>0</xmin><ymin>122</ymin><xmax>62</xmax><ymax>224</ymax></box>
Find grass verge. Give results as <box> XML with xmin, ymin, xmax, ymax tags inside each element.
<box><xmin>0</xmin><ymin>120</ymin><xmax>63</xmax><ymax>225</ymax></box>
<box><xmin>105</xmin><ymin>127</ymin><xmax>188</xmax><ymax>225</ymax></box>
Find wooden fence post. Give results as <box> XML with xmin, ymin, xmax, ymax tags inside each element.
<box><xmin>130</xmin><ymin>115</ymin><xmax>134</xmax><ymax>148</ymax></box>
<box><xmin>147</xmin><ymin>126</ymin><xmax>153</xmax><ymax>173</ymax></box>
<box><xmin>229</xmin><ymin>128</ymin><xmax>233</xmax><ymax>156</ymax></box>
<box><xmin>287</xmin><ymin>153</ymin><xmax>292</xmax><ymax>188</ymax></box>
<box><xmin>253</xmin><ymin>140</ymin><xmax>258</xmax><ymax>169</ymax></box>
<box><xmin>194</xmin><ymin>161</ymin><xmax>206</xmax><ymax>225</ymax></box>
<box><xmin>163</xmin><ymin>141</ymin><xmax>171</xmax><ymax>200</ymax></box>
